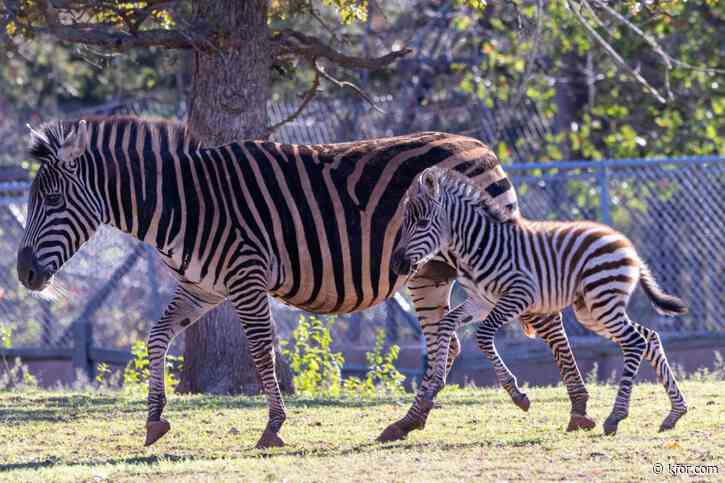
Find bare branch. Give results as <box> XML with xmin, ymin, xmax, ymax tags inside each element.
<box><xmin>314</xmin><ymin>60</ymin><xmax>384</xmax><ymax>113</ymax></box>
<box><xmin>568</xmin><ymin>0</ymin><xmax>668</xmax><ymax>104</ymax></box>
<box><xmin>266</xmin><ymin>69</ymin><xmax>321</xmax><ymax>136</ymax></box>
<box><xmin>271</xmin><ymin>28</ymin><xmax>411</xmax><ymax>70</ymax></box>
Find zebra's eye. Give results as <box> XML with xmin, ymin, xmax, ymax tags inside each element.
<box><xmin>46</xmin><ymin>193</ymin><xmax>63</xmax><ymax>207</ymax></box>
<box><xmin>416</xmin><ymin>219</ymin><xmax>429</xmax><ymax>228</ymax></box>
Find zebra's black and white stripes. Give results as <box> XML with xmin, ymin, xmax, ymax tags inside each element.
<box><xmin>392</xmin><ymin>167</ymin><xmax>688</xmax><ymax>435</ymax></box>
<box><xmin>17</xmin><ymin>116</ymin><xmax>523</xmax><ymax>447</ymax></box>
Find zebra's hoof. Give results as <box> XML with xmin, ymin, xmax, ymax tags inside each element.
<box><xmin>659</xmin><ymin>412</ymin><xmax>685</xmax><ymax>432</ymax></box>
<box><xmin>144</xmin><ymin>419</ymin><xmax>171</xmax><ymax>446</ymax></box>
<box><xmin>566</xmin><ymin>414</ymin><xmax>596</xmax><ymax>432</ymax></box>
<box><xmin>512</xmin><ymin>393</ymin><xmax>530</xmax><ymax>412</ymax></box>
<box><xmin>603</xmin><ymin>416</ymin><xmax>621</xmax><ymax>436</ymax></box>
<box><xmin>377</xmin><ymin>422</ymin><xmax>409</xmax><ymax>443</ymax></box>
<box><xmin>255</xmin><ymin>431</ymin><xmax>285</xmax><ymax>449</ymax></box>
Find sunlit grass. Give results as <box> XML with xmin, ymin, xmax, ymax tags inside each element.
<box><xmin>0</xmin><ymin>381</ymin><xmax>722</xmax><ymax>482</ymax></box>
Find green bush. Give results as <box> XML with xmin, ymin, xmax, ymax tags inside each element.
<box><xmin>96</xmin><ymin>340</ymin><xmax>183</xmax><ymax>395</ymax></box>
<box><xmin>281</xmin><ymin>315</ymin><xmax>406</xmax><ymax>399</ymax></box>
<box><xmin>0</xmin><ymin>324</ymin><xmax>38</xmax><ymax>390</ymax></box>
<box><xmin>281</xmin><ymin>315</ymin><xmax>344</xmax><ymax>397</ymax></box>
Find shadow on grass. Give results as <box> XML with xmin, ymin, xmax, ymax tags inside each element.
<box><xmin>0</xmin><ymin>435</ymin><xmax>546</xmax><ymax>473</ymax></box>
<box><xmin>0</xmin><ymin>391</ymin><xmax>519</xmax><ymax>426</ymax></box>
<box><xmin>0</xmin><ymin>454</ymin><xmax>189</xmax><ymax>473</ymax></box>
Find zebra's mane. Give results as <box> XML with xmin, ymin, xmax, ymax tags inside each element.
<box><xmin>427</xmin><ymin>167</ymin><xmax>507</xmax><ymax>224</ymax></box>
<box><xmin>28</xmin><ymin>116</ymin><xmax>199</xmax><ymax>163</ymax></box>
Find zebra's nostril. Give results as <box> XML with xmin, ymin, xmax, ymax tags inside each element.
<box><xmin>27</xmin><ymin>268</ymin><xmax>36</xmax><ymax>284</ymax></box>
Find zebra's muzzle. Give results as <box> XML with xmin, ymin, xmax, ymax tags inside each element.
<box><xmin>17</xmin><ymin>246</ymin><xmax>51</xmax><ymax>291</ymax></box>
<box><xmin>390</xmin><ymin>249</ymin><xmax>413</xmax><ymax>276</ymax></box>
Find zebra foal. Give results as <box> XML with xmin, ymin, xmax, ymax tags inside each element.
<box><xmin>391</xmin><ymin>167</ymin><xmax>688</xmax><ymax>435</ymax></box>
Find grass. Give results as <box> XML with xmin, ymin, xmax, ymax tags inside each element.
<box><xmin>0</xmin><ymin>381</ymin><xmax>722</xmax><ymax>482</ymax></box>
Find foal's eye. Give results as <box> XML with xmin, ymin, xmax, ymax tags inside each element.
<box><xmin>46</xmin><ymin>193</ymin><xmax>63</xmax><ymax>207</ymax></box>
<box><xmin>416</xmin><ymin>219</ymin><xmax>429</xmax><ymax>228</ymax></box>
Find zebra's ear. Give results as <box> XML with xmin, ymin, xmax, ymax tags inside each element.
<box><xmin>59</xmin><ymin>120</ymin><xmax>89</xmax><ymax>165</ymax></box>
<box><xmin>419</xmin><ymin>168</ymin><xmax>441</xmax><ymax>201</ymax></box>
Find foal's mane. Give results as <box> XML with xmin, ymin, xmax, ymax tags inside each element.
<box><xmin>425</xmin><ymin>168</ymin><xmax>508</xmax><ymax>224</ymax></box>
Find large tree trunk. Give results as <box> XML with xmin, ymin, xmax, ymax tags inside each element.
<box><xmin>179</xmin><ymin>0</ymin><xmax>293</xmax><ymax>395</ymax></box>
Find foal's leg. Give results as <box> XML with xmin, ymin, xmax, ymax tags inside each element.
<box><xmin>476</xmin><ymin>315</ymin><xmax>530</xmax><ymax>411</ymax></box>
<box><xmin>575</xmin><ymin>299</ymin><xmax>648</xmax><ymax>435</ymax></box>
<box><xmin>379</xmin><ymin>275</ymin><xmax>457</xmax><ymax>442</ymax></box>
<box><xmin>526</xmin><ymin>312</ymin><xmax>595</xmax><ymax>431</ymax></box>
<box><xmin>633</xmin><ymin>323</ymin><xmax>688</xmax><ymax>431</ymax></box>
<box><xmin>145</xmin><ymin>282</ymin><xmax>223</xmax><ymax>446</ymax></box>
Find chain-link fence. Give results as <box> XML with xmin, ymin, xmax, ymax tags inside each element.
<box><xmin>2</xmin><ymin>155</ymin><xmax>722</xmax><ymax>353</ymax></box>
<box><xmin>508</xmin><ymin>156</ymin><xmax>724</xmax><ymax>337</ymax></box>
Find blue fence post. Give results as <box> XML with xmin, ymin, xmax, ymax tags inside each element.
<box><xmin>597</xmin><ymin>166</ymin><xmax>612</xmax><ymax>225</ymax></box>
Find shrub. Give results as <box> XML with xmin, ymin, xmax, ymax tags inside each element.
<box><xmin>96</xmin><ymin>340</ymin><xmax>183</xmax><ymax>395</ymax></box>
<box><xmin>281</xmin><ymin>316</ymin><xmax>406</xmax><ymax>399</ymax></box>
<box><xmin>0</xmin><ymin>324</ymin><xmax>38</xmax><ymax>390</ymax></box>
<box><xmin>281</xmin><ymin>315</ymin><xmax>344</xmax><ymax>397</ymax></box>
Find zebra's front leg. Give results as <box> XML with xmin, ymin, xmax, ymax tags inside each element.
<box><xmin>525</xmin><ymin>312</ymin><xmax>595</xmax><ymax>431</ymax></box>
<box><xmin>145</xmin><ymin>282</ymin><xmax>222</xmax><ymax>446</ymax></box>
<box><xmin>229</xmin><ymin>283</ymin><xmax>287</xmax><ymax>449</ymax></box>
<box><xmin>378</xmin><ymin>274</ymin><xmax>456</xmax><ymax>443</ymax></box>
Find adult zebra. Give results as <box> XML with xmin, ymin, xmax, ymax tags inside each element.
<box><xmin>391</xmin><ymin>168</ymin><xmax>688</xmax><ymax>435</ymax></box>
<box><xmin>16</xmin><ymin>116</ymin><xmax>579</xmax><ymax>448</ymax></box>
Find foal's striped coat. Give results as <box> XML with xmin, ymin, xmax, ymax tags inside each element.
<box><xmin>392</xmin><ymin>168</ymin><xmax>688</xmax><ymax>435</ymax></box>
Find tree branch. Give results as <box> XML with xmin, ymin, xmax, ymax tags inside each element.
<box><xmin>271</xmin><ymin>28</ymin><xmax>411</xmax><ymax>70</ymax></box>
<box><xmin>266</xmin><ymin>68</ymin><xmax>321</xmax><ymax>136</ymax></box>
<box><xmin>568</xmin><ymin>0</ymin><xmax>668</xmax><ymax>104</ymax></box>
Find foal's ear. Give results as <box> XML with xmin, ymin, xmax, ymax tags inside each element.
<box><xmin>59</xmin><ymin>120</ymin><xmax>89</xmax><ymax>165</ymax></box>
<box><xmin>419</xmin><ymin>168</ymin><xmax>441</xmax><ymax>201</ymax></box>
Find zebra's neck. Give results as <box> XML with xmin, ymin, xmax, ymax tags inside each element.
<box><xmin>87</xmin><ymin>137</ymin><xmax>198</xmax><ymax>254</ymax></box>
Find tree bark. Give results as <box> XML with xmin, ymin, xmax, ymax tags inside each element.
<box><xmin>179</xmin><ymin>0</ymin><xmax>293</xmax><ymax>395</ymax></box>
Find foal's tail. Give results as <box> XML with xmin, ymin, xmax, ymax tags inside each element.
<box><xmin>639</xmin><ymin>262</ymin><xmax>688</xmax><ymax>316</ymax></box>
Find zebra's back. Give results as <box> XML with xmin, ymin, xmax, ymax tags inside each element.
<box><xmin>215</xmin><ymin>132</ymin><xmax>517</xmax><ymax>313</ymax></box>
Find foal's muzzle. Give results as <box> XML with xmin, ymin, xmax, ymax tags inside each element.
<box><xmin>17</xmin><ymin>246</ymin><xmax>51</xmax><ymax>291</ymax></box>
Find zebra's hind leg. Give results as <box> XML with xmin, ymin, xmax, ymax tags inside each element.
<box><xmin>378</xmin><ymin>275</ymin><xmax>455</xmax><ymax>443</ymax></box>
<box><xmin>229</xmin><ymin>285</ymin><xmax>288</xmax><ymax>449</ymax></box>
<box><xmin>634</xmin><ymin>324</ymin><xmax>688</xmax><ymax>431</ymax></box>
<box><xmin>527</xmin><ymin>312</ymin><xmax>595</xmax><ymax>431</ymax></box>
<box><xmin>145</xmin><ymin>282</ymin><xmax>222</xmax><ymax>446</ymax></box>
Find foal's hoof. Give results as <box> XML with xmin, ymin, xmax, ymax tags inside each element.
<box><xmin>145</xmin><ymin>419</ymin><xmax>171</xmax><ymax>446</ymax></box>
<box><xmin>377</xmin><ymin>422</ymin><xmax>409</xmax><ymax>443</ymax></box>
<box><xmin>512</xmin><ymin>393</ymin><xmax>531</xmax><ymax>412</ymax></box>
<box><xmin>603</xmin><ymin>416</ymin><xmax>622</xmax><ymax>436</ymax></box>
<box><xmin>566</xmin><ymin>414</ymin><xmax>596</xmax><ymax>432</ymax></box>
<box><xmin>256</xmin><ymin>431</ymin><xmax>285</xmax><ymax>449</ymax></box>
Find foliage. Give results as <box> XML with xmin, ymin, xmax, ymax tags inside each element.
<box><xmin>281</xmin><ymin>315</ymin><xmax>405</xmax><ymax>398</ymax></box>
<box><xmin>0</xmin><ymin>381</ymin><xmax>722</xmax><ymax>481</ymax></box>
<box><xmin>342</xmin><ymin>328</ymin><xmax>406</xmax><ymax>398</ymax></box>
<box><xmin>101</xmin><ymin>340</ymin><xmax>184</xmax><ymax>395</ymax></box>
<box><xmin>0</xmin><ymin>323</ymin><xmax>38</xmax><ymax>390</ymax></box>
<box><xmin>281</xmin><ymin>315</ymin><xmax>344</xmax><ymax>397</ymax></box>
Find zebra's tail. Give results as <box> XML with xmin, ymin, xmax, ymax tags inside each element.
<box><xmin>639</xmin><ymin>262</ymin><xmax>688</xmax><ymax>316</ymax></box>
